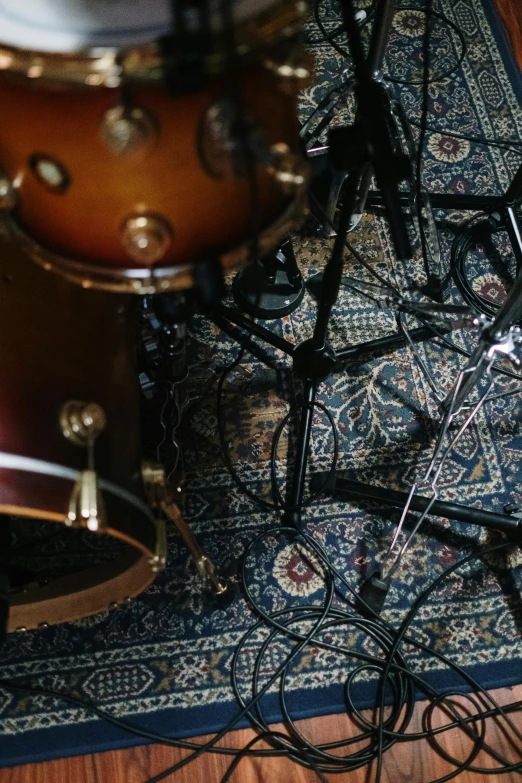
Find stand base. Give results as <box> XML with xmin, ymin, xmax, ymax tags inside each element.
<box><xmin>232</xmin><ymin>242</ymin><xmax>305</xmax><ymax>320</ymax></box>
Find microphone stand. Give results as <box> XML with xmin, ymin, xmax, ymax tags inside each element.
<box><xmin>204</xmin><ymin>0</ymin><xmax>522</xmax><ymax>613</ymax></box>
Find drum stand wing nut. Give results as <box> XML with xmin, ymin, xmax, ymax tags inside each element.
<box><xmin>485</xmin><ymin>324</ymin><xmax>522</xmax><ymax>365</ymax></box>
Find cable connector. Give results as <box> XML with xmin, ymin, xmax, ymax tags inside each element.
<box><xmin>358</xmin><ymin>571</ymin><xmax>391</xmax><ymax>617</ymax></box>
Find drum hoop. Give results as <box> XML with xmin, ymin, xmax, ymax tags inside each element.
<box><xmin>0</xmin><ymin>1</ymin><xmax>306</xmax><ymax>87</ymax></box>
<box><xmin>6</xmin><ymin>188</ymin><xmax>308</xmax><ymax>294</ymax></box>
<box><xmin>0</xmin><ymin>450</ymin><xmax>166</xmax><ymax>564</ymax></box>
<box><xmin>8</xmin><ymin>547</ymin><xmax>157</xmax><ymax>631</ymax></box>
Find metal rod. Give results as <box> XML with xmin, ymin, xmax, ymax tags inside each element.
<box><xmin>313</xmin><ymin>172</ymin><xmax>361</xmax><ymax>351</ymax></box>
<box><xmin>209</xmin><ymin>303</ymin><xmax>295</xmax><ymax>356</ymax></box>
<box><xmin>209</xmin><ymin>312</ymin><xmax>281</xmax><ymax>368</ymax></box>
<box><xmin>367</xmin><ymin>0</ymin><xmax>397</xmax><ymax>78</ymax></box>
<box><xmin>504</xmin><ymin>157</ymin><xmax>522</xmax><ymax>206</ymax></box>
<box><xmin>505</xmin><ymin>205</ymin><xmax>522</xmax><ymax>276</ymax></box>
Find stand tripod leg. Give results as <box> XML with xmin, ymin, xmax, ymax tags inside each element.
<box><xmin>309</xmin><ymin>475</ymin><xmax>522</xmax><ymax>535</ymax></box>
<box><xmin>287</xmin><ymin>380</ymin><xmax>317</xmax><ymax>526</ymax></box>
<box><xmin>208</xmin><ymin>303</ymin><xmax>295</xmax><ymax>356</ymax></box>
<box><xmin>323</xmin><ymin>171</ymin><xmax>348</xmax><ymax>237</ymax></box>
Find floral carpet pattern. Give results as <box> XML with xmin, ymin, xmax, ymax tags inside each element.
<box><xmin>1</xmin><ymin>0</ymin><xmax>522</xmax><ymax>767</ymax></box>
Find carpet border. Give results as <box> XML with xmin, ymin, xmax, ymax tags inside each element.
<box><xmin>1</xmin><ymin>657</ymin><xmax>521</xmax><ymax>768</ymax></box>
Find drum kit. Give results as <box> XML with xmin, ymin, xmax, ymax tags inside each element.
<box><xmin>0</xmin><ymin>0</ymin><xmax>312</xmax><ymax>633</ymax></box>
<box><xmin>2</xmin><ymin>0</ymin><xmax>522</xmax><ymax>637</ymax></box>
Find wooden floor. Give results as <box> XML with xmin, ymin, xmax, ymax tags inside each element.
<box><xmin>495</xmin><ymin>0</ymin><xmax>522</xmax><ymax>71</ymax></box>
<box><xmin>3</xmin><ymin>3</ymin><xmax>522</xmax><ymax>783</ymax></box>
<box><xmin>4</xmin><ymin>685</ymin><xmax>522</xmax><ymax>783</ymax></box>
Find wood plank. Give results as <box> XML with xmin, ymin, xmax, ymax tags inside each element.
<box><xmin>495</xmin><ymin>0</ymin><xmax>522</xmax><ymax>71</ymax></box>
<box><xmin>4</xmin><ymin>685</ymin><xmax>522</xmax><ymax>782</ymax></box>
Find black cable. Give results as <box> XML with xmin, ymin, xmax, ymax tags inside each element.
<box><xmin>2</xmin><ymin>530</ymin><xmax>522</xmax><ymax>782</ymax></box>
<box><xmin>2</xmin><ymin>7</ymin><xmax>522</xmax><ymax>783</ymax></box>
<box><xmin>451</xmin><ymin>212</ymin><xmax>518</xmax><ymax>320</ymax></box>
<box><xmin>216</xmin><ymin>354</ymin><xmax>339</xmax><ymax>513</ymax></box>
<box><xmin>313</xmin><ymin>0</ymin><xmax>352</xmax><ymax>59</ymax></box>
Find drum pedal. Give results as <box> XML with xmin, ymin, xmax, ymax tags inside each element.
<box><xmin>142</xmin><ymin>462</ymin><xmax>234</xmax><ymax>607</ymax></box>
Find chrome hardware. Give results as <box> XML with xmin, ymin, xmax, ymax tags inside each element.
<box><xmin>267</xmin><ymin>143</ymin><xmax>309</xmax><ymax>194</ymax></box>
<box><xmin>485</xmin><ymin>324</ymin><xmax>522</xmax><ymax>365</ymax></box>
<box><xmin>0</xmin><ymin>171</ymin><xmax>16</xmax><ymax>210</ymax></box>
<box><xmin>101</xmin><ymin>105</ymin><xmax>156</xmax><ymax>156</ymax></box>
<box><xmin>141</xmin><ymin>461</ymin><xmax>168</xmax><ymax>508</ymax></box>
<box><xmin>199</xmin><ymin>98</ymin><xmax>264</xmax><ymax>179</ymax></box>
<box><xmin>60</xmin><ymin>401</ymin><xmax>107</xmax><ymax>532</ymax></box>
<box><xmin>149</xmin><ymin>519</ymin><xmax>168</xmax><ymax>573</ymax></box>
<box><xmin>263</xmin><ymin>43</ymin><xmax>314</xmax><ymax>92</ymax></box>
<box><xmin>8</xmin><ymin>192</ymin><xmax>305</xmax><ymax>293</ymax></box>
<box><xmin>121</xmin><ymin>214</ymin><xmax>172</xmax><ymax>265</ymax></box>
<box><xmin>142</xmin><ymin>461</ymin><xmax>228</xmax><ymax>590</ymax></box>
<box><xmin>67</xmin><ymin>468</ymin><xmax>106</xmax><ymax>532</ymax></box>
<box><xmin>60</xmin><ymin>401</ymin><xmax>106</xmax><ymax>446</ymax></box>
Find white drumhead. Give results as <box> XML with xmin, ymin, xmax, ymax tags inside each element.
<box><xmin>0</xmin><ymin>0</ymin><xmax>279</xmax><ymax>53</ymax></box>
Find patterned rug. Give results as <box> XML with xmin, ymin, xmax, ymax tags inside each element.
<box><xmin>1</xmin><ymin>0</ymin><xmax>522</xmax><ymax>768</ymax></box>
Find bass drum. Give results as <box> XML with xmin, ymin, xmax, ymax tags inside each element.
<box><xmin>0</xmin><ymin>0</ymin><xmax>311</xmax><ymax>294</ymax></box>
<box><xmin>0</xmin><ymin>238</ymin><xmax>166</xmax><ymax>631</ymax></box>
